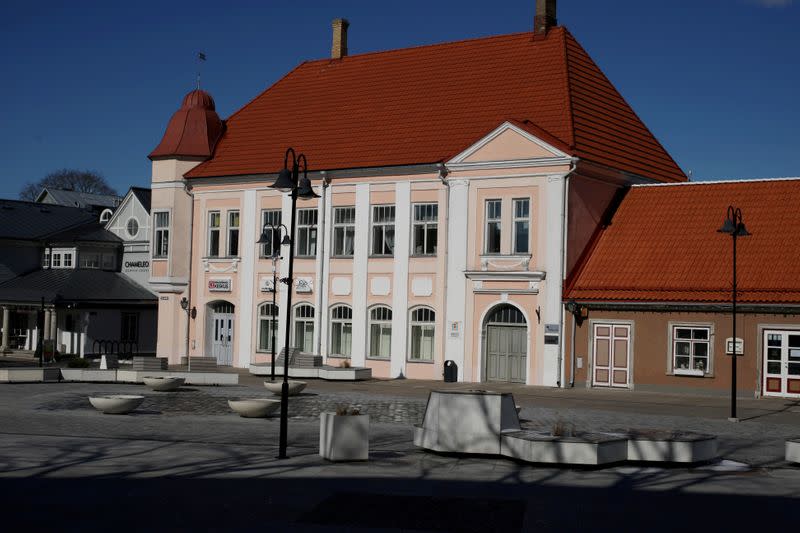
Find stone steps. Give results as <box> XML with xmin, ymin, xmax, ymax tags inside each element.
<box><xmin>132</xmin><ymin>357</ymin><xmax>168</xmax><ymax>371</ymax></box>
<box><xmin>275</xmin><ymin>347</ymin><xmax>322</xmax><ymax>369</ymax></box>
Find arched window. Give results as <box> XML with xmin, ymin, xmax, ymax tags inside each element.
<box><xmin>409</xmin><ymin>307</ymin><xmax>435</xmax><ymax>361</ymax></box>
<box><xmin>257</xmin><ymin>302</ymin><xmax>279</xmax><ymax>352</ymax></box>
<box><xmin>293</xmin><ymin>304</ymin><xmax>315</xmax><ymax>353</ymax></box>
<box><xmin>99</xmin><ymin>209</ymin><xmax>113</xmax><ymax>224</ymax></box>
<box><xmin>368</xmin><ymin>306</ymin><xmax>392</xmax><ymax>359</ymax></box>
<box><xmin>486</xmin><ymin>304</ymin><xmax>526</xmax><ymax>325</ymax></box>
<box><xmin>329</xmin><ymin>305</ymin><xmax>353</xmax><ymax>357</ymax></box>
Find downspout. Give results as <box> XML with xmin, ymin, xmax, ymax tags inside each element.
<box><xmin>437</xmin><ymin>163</ymin><xmax>450</xmax><ymax>376</ymax></box>
<box><xmin>557</xmin><ymin>158</ymin><xmax>578</xmax><ymax>388</ymax></box>
<box><xmin>315</xmin><ymin>172</ymin><xmax>330</xmax><ymax>356</ymax></box>
<box><xmin>184</xmin><ymin>183</ymin><xmax>194</xmax><ymax>371</ymax></box>
<box><xmin>569</xmin><ymin>304</ymin><xmax>577</xmax><ymax>387</ymax></box>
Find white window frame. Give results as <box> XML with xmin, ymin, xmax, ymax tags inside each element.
<box><xmin>256</xmin><ymin>302</ymin><xmax>279</xmax><ymax>352</ymax></box>
<box><xmin>669</xmin><ymin>323</ymin><xmax>713</xmax><ymax>376</ymax></box>
<box><xmin>329</xmin><ymin>305</ymin><xmax>353</xmax><ymax>357</ymax></box>
<box><xmin>51</xmin><ymin>252</ymin><xmax>61</xmax><ymax>268</ymax></box>
<box><xmin>292</xmin><ymin>303</ymin><xmax>315</xmax><ymax>352</ymax></box>
<box><xmin>81</xmin><ymin>252</ymin><xmax>100</xmax><ymax>269</ymax></box>
<box><xmin>126</xmin><ymin>217</ymin><xmax>140</xmax><ymax>239</ymax></box>
<box><xmin>227</xmin><ymin>210</ymin><xmax>240</xmax><ymax>257</ymax></box>
<box><xmin>371</xmin><ymin>205</ymin><xmax>396</xmax><ymax>256</ymax></box>
<box><xmin>512</xmin><ymin>198</ymin><xmax>530</xmax><ymax>254</ymax></box>
<box><xmin>332</xmin><ymin>206</ymin><xmax>356</xmax><ymax>257</ymax></box>
<box><xmin>411</xmin><ymin>203</ymin><xmax>438</xmax><ymax>256</ymax></box>
<box><xmin>295</xmin><ymin>209</ymin><xmax>318</xmax><ymax>257</ymax></box>
<box><xmin>260</xmin><ymin>209</ymin><xmax>282</xmax><ymax>258</ymax></box>
<box><xmin>207</xmin><ymin>211</ymin><xmax>221</xmax><ymax>258</ymax></box>
<box><xmin>484</xmin><ymin>199</ymin><xmax>502</xmax><ymax>254</ymax></box>
<box><xmin>408</xmin><ymin>307</ymin><xmax>436</xmax><ymax>362</ymax></box>
<box><xmin>153</xmin><ymin>210</ymin><xmax>170</xmax><ymax>259</ymax></box>
<box><xmin>368</xmin><ymin>306</ymin><xmax>393</xmax><ymax>359</ymax></box>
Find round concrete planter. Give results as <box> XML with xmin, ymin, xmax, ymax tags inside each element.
<box><xmin>264</xmin><ymin>380</ymin><xmax>307</xmax><ymax>396</ymax></box>
<box><xmin>228</xmin><ymin>398</ymin><xmax>281</xmax><ymax>418</ymax></box>
<box><xmin>89</xmin><ymin>394</ymin><xmax>145</xmax><ymax>415</ymax></box>
<box><xmin>142</xmin><ymin>376</ymin><xmax>186</xmax><ymax>392</ymax></box>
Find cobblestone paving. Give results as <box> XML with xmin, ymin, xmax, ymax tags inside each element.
<box><xmin>35</xmin><ymin>387</ymin><xmax>428</xmax><ymax>424</ymax></box>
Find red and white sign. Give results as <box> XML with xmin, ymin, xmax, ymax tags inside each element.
<box><xmin>208</xmin><ymin>278</ymin><xmax>232</xmax><ymax>292</ymax></box>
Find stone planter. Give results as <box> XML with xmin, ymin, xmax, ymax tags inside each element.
<box><xmin>319</xmin><ymin>412</ymin><xmax>369</xmax><ymax>461</ymax></box>
<box><xmin>143</xmin><ymin>376</ymin><xmax>186</xmax><ymax>392</ymax></box>
<box><xmin>228</xmin><ymin>398</ymin><xmax>281</xmax><ymax>418</ymax></box>
<box><xmin>787</xmin><ymin>438</ymin><xmax>800</xmax><ymax>463</ymax></box>
<box><xmin>501</xmin><ymin>430</ymin><xmax>628</xmax><ymax>466</ymax></box>
<box><xmin>625</xmin><ymin>430</ymin><xmax>718</xmax><ymax>463</ymax></box>
<box><xmin>89</xmin><ymin>394</ymin><xmax>145</xmax><ymax>415</ymax></box>
<box><xmin>264</xmin><ymin>379</ymin><xmax>307</xmax><ymax>396</ymax></box>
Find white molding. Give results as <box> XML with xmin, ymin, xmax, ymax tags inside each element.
<box><xmin>151</xmin><ymin>181</ymin><xmax>188</xmax><ymax>189</ymax></box>
<box><xmin>391</xmin><ymin>182</ymin><xmax>411</xmax><ymax>377</ymax></box>
<box><xmin>104</xmin><ymin>190</ymin><xmax>136</xmax><ymax>230</ymax></box>
<box><xmin>237</xmin><ymin>189</ymin><xmax>256</xmax><ymax>368</ymax></box>
<box><xmin>277</xmin><ymin>193</ymin><xmax>291</xmax><ymax>355</ymax></box>
<box><xmin>351</xmin><ymin>183</ymin><xmax>370</xmax><ymax>367</ymax></box>
<box><xmin>464</xmin><ymin>271</ymin><xmax>546</xmax><ymax>282</ymax></box>
<box><xmin>476</xmin><ymin>299</ymin><xmax>532</xmax><ymax>384</ymax></box>
<box><xmin>202</xmin><ymin>257</ymin><xmax>240</xmax><ymax>273</ymax></box>
<box><xmin>448</xmin><ymin>157</ymin><xmax>574</xmax><ymax>172</ymax></box>
<box><xmin>479</xmin><ymin>254</ymin><xmax>532</xmax><ymax>271</ymax></box>
<box><xmin>444</xmin><ymin>178</ymin><xmax>469</xmax><ymax>380</ymax></box>
<box><xmin>320</xmin><ymin>184</ymin><xmax>333</xmax><ymax>358</ymax></box>
<box><xmin>447</xmin><ymin>121</ymin><xmax>571</xmax><ymax>166</ymax></box>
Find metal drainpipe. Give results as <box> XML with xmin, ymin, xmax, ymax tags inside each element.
<box><xmin>315</xmin><ymin>172</ymin><xmax>330</xmax><ymax>356</ymax></box>
<box><xmin>569</xmin><ymin>307</ymin><xmax>577</xmax><ymax>387</ymax></box>
<box><xmin>184</xmin><ymin>183</ymin><xmax>194</xmax><ymax>372</ymax></box>
<box><xmin>556</xmin><ymin>159</ymin><xmax>578</xmax><ymax>387</ymax></box>
<box><xmin>437</xmin><ymin>163</ymin><xmax>450</xmax><ymax>378</ymax></box>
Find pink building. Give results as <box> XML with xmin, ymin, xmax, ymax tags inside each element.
<box><xmin>148</xmin><ymin>2</ymin><xmax>685</xmax><ymax>385</ymax></box>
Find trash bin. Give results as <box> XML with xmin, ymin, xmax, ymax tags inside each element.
<box><xmin>443</xmin><ymin>360</ymin><xmax>458</xmax><ymax>382</ymax></box>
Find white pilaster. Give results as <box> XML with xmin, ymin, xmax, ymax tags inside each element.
<box><xmin>444</xmin><ymin>179</ymin><xmax>470</xmax><ymax>380</ymax></box>
<box><xmin>541</xmin><ymin>173</ymin><xmax>566</xmax><ymax>386</ymax></box>
<box><xmin>1</xmin><ymin>306</ymin><xmax>9</xmax><ymax>352</ymax></box>
<box><xmin>319</xmin><ymin>185</ymin><xmax>333</xmax><ymax>359</ymax></box>
<box><xmin>391</xmin><ymin>182</ymin><xmax>411</xmax><ymax>377</ymax></box>
<box><xmin>237</xmin><ymin>189</ymin><xmax>257</xmax><ymax>368</ymax></box>
<box><xmin>278</xmin><ymin>193</ymin><xmax>292</xmax><ymax>353</ymax></box>
<box><xmin>351</xmin><ymin>183</ymin><xmax>370</xmax><ymax>367</ymax></box>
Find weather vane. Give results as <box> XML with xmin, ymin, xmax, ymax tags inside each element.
<box><xmin>197</xmin><ymin>51</ymin><xmax>206</xmax><ymax>90</ymax></box>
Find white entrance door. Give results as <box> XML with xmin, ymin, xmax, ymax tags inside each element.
<box><xmin>211</xmin><ymin>313</ymin><xmax>234</xmax><ymax>366</ymax></box>
<box><xmin>763</xmin><ymin>330</ymin><xmax>800</xmax><ymax>398</ymax></box>
<box><xmin>592</xmin><ymin>323</ymin><xmax>631</xmax><ymax>388</ymax></box>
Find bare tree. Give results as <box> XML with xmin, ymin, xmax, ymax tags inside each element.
<box><xmin>19</xmin><ymin>169</ymin><xmax>117</xmax><ymax>201</ymax></box>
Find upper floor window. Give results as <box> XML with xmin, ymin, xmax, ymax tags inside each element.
<box><xmin>371</xmin><ymin>205</ymin><xmax>395</xmax><ymax>256</ymax></box>
<box><xmin>44</xmin><ymin>249</ymin><xmax>75</xmax><ymax>269</ymax></box>
<box><xmin>412</xmin><ymin>203</ymin><xmax>438</xmax><ymax>256</ymax></box>
<box><xmin>332</xmin><ymin>206</ymin><xmax>355</xmax><ymax>257</ymax></box>
<box><xmin>99</xmin><ymin>209</ymin><xmax>113</xmax><ymax>224</ymax></box>
<box><xmin>369</xmin><ymin>306</ymin><xmax>392</xmax><ymax>359</ymax></box>
<box><xmin>208</xmin><ymin>211</ymin><xmax>221</xmax><ymax>257</ymax></box>
<box><xmin>126</xmin><ymin>218</ymin><xmax>139</xmax><ymax>239</ymax></box>
<box><xmin>296</xmin><ymin>209</ymin><xmax>318</xmax><ymax>257</ymax></box>
<box><xmin>513</xmin><ymin>198</ymin><xmax>530</xmax><ymax>254</ymax></box>
<box><xmin>153</xmin><ymin>211</ymin><xmax>170</xmax><ymax>258</ymax></box>
<box><xmin>409</xmin><ymin>307</ymin><xmax>435</xmax><ymax>361</ymax></box>
<box><xmin>227</xmin><ymin>210</ymin><xmax>240</xmax><ymax>257</ymax></box>
<box><xmin>329</xmin><ymin>305</ymin><xmax>353</xmax><ymax>357</ymax></box>
<box><xmin>484</xmin><ymin>200</ymin><xmax>501</xmax><ymax>254</ymax></box>
<box><xmin>672</xmin><ymin>325</ymin><xmax>711</xmax><ymax>375</ymax></box>
<box><xmin>260</xmin><ymin>209</ymin><xmax>282</xmax><ymax>258</ymax></box>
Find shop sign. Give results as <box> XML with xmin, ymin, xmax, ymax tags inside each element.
<box><xmin>208</xmin><ymin>278</ymin><xmax>232</xmax><ymax>292</ymax></box>
<box><xmin>725</xmin><ymin>337</ymin><xmax>744</xmax><ymax>356</ymax></box>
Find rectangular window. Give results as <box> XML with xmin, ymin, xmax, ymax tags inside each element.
<box><xmin>102</xmin><ymin>253</ymin><xmax>115</xmax><ymax>270</ymax></box>
<box><xmin>227</xmin><ymin>210</ymin><xmax>240</xmax><ymax>257</ymax></box>
<box><xmin>63</xmin><ymin>253</ymin><xmax>73</xmax><ymax>268</ymax></box>
<box><xmin>672</xmin><ymin>326</ymin><xmax>711</xmax><ymax>375</ymax></box>
<box><xmin>485</xmin><ymin>200</ymin><xmax>501</xmax><ymax>254</ymax></box>
<box><xmin>260</xmin><ymin>209</ymin><xmax>282</xmax><ymax>258</ymax></box>
<box><xmin>371</xmin><ymin>205</ymin><xmax>396</xmax><ymax>256</ymax></box>
<box><xmin>295</xmin><ymin>209</ymin><xmax>318</xmax><ymax>257</ymax></box>
<box><xmin>208</xmin><ymin>211</ymin><xmax>221</xmax><ymax>257</ymax></box>
<box><xmin>412</xmin><ymin>203</ymin><xmax>438</xmax><ymax>256</ymax></box>
<box><xmin>121</xmin><ymin>313</ymin><xmax>139</xmax><ymax>343</ymax></box>
<box><xmin>513</xmin><ymin>198</ymin><xmax>530</xmax><ymax>254</ymax></box>
<box><xmin>43</xmin><ymin>251</ymin><xmax>50</xmax><ymax>268</ymax></box>
<box><xmin>81</xmin><ymin>253</ymin><xmax>100</xmax><ymax>269</ymax></box>
<box><xmin>332</xmin><ymin>206</ymin><xmax>356</xmax><ymax>257</ymax></box>
<box><xmin>153</xmin><ymin>211</ymin><xmax>170</xmax><ymax>258</ymax></box>
<box><xmin>52</xmin><ymin>253</ymin><xmax>61</xmax><ymax>268</ymax></box>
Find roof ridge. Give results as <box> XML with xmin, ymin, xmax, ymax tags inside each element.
<box><xmin>633</xmin><ymin>176</ymin><xmax>800</xmax><ymax>188</ymax></box>
<box><xmin>560</xmin><ymin>28</ymin><xmax>576</xmax><ymax>150</ymax></box>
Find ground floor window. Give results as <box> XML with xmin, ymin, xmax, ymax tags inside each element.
<box><xmin>672</xmin><ymin>325</ymin><xmax>711</xmax><ymax>375</ymax></box>
<box><xmin>329</xmin><ymin>305</ymin><xmax>353</xmax><ymax>357</ymax></box>
<box><xmin>121</xmin><ymin>313</ymin><xmax>139</xmax><ymax>343</ymax></box>
<box><xmin>369</xmin><ymin>306</ymin><xmax>392</xmax><ymax>359</ymax></box>
<box><xmin>257</xmin><ymin>303</ymin><xmax>279</xmax><ymax>352</ymax></box>
<box><xmin>293</xmin><ymin>304</ymin><xmax>315</xmax><ymax>353</ymax></box>
<box><xmin>409</xmin><ymin>307</ymin><xmax>435</xmax><ymax>361</ymax></box>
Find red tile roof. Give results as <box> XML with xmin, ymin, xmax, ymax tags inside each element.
<box><xmin>184</xmin><ymin>28</ymin><xmax>685</xmax><ymax>182</ymax></box>
<box><xmin>150</xmin><ymin>90</ymin><xmax>224</xmax><ymax>159</ymax></box>
<box><xmin>566</xmin><ymin>179</ymin><xmax>800</xmax><ymax>305</ymax></box>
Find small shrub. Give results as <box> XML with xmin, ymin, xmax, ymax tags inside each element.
<box><xmin>338</xmin><ymin>358</ymin><xmax>352</xmax><ymax>368</ymax></box>
<box><xmin>335</xmin><ymin>405</ymin><xmax>361</xmax><ymax>416</ymax></box>
<box><xmin>67</xmin><ymin>358</ymin><xmax>91</xmax><ymax>368</ymax></box>
<box><xmin>550</xmin><ymin>419</ymin><xmax>574</xmax><ymax>438</ymax></box>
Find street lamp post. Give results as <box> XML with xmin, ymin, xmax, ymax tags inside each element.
<box><xmin>270</xmin><ymin>148</ymin><xmax>319</xmax><ymax>459</ymax></box>
<box><xmin>256</xmin><ymin>223</ymin><xmax>290</xmax><ymax>382</ymax></box>
<box><xmin>717</xmin><ymin>205</ymin><xmax>751</xmax><ymax>422</ymax></box>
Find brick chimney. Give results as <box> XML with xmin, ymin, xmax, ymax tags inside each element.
<box><xmin>534</xmin><ymin>0</ymin><xmax>557</xmax><ymax>36</ymax></box>
<box><xmin>331</xmin><ymin>18</ymin><xmax>349</xmax><ymax>59</ymax></box>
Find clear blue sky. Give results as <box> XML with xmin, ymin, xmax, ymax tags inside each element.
<box><xmin>1</xmin><ymin>0</ymin><xmax>798</xmax><ymax>198</ymax></box>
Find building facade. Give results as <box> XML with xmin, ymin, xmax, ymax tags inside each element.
<box><xmin>149</xmin><ymin>3</ymin><xmax>686</xmax><ymax>384</ymax></box>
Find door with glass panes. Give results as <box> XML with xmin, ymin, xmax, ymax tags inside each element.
<box><xmin>763</xmin><ymin>330</ymin><xmax>800</xmax><ymax>398</ymax></box>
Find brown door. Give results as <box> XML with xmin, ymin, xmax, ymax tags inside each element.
<box><xmin>592</xmin><ymin>323</ymin><xmax>630</xmax><ymax>388</ymax></box>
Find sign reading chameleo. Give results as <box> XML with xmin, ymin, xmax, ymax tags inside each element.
<box><xmin>208</xmin><ymin>278</ymin><xmax>232</xmax><ymax>292</ymax></box>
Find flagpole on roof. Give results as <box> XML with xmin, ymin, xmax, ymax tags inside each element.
<box><xmin>196</xmin><ymin>51</ymin><xmax>206</xmax><ymax>90</ymax></box>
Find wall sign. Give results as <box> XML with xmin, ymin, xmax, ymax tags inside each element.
<box><xmin>449</xmin><ymin>321</ymin><xmax>461</xmax><ymax>339</ymax></box>
<box><xmin>208</xmin><ymin>278</ymin><xmax>232</xmax><ymax>292</ymax></box>
<box><xmin>545</xmin><ymin>324</ymin><xmax>561</xmax><ymax>334</ymax></box>
<box><xmin>725</xmin><ymin>337</ymin><xmax>744</xmax><ymax>356</ymax></box>
<box><xmin>544</xmin><ymin>335</ymin><xmax>560</xmax><ymax>345</ymax></box>
<box><xmin>296</xmin><ymin>277</ymin><xmax>313</xmax><ymax>293</ymax></box>
<box><xmin>260</xmin><ymin>277</ymin><xmax>275</xmax><ymax>292</ymax></box>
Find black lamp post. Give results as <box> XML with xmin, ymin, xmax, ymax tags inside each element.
<box><xmin>256</xmin><ymin>223</ymin><xmax>290</xmax><ymax>381</ymax></box>
<box><xmin>717</xmin><ymin>205</ymin><xmax>751</xmax><ymax>422</ymax></box>
<box><xmin>270</xmin><ymin>148</ymin><xmax>319</xmax><ymax>459</ymax></box>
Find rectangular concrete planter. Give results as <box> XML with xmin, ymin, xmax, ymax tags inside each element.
<box><xmin>250</xmin><ymin>364</ymin><xmax>372</xmax><ymax>381</ymax></box>
<box><xmin>319</xmin><ymin>412</ymin><xmax>369</xmax><ymax>461</ymax></box>
<box><xmin>787</xmin><ymin>439</ymin><xmax>800</xmax><ymax>464</ymax></box>
<box><xmin>60</xmin><ymin>369</ymin><xmax>118</xmax><ymax>383</ymax></box>
<box><xmin>626</xmin><ymin>431</ymin><xmax>718</xmax><ymax>463</ymax></box>
<box><xmin>501</xmin><ymin>431</ymin><xmax>628</xmax><ymax>466</ymax></box>
<box><xmin>0</xmin><ymin>368</ymin><xmax>61</xmax><ymax>383</ymax></box>
<box><xmin>116</xmin><ymin>370</ymin><xmax>238</xmax><ymax>385</ymax></box>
